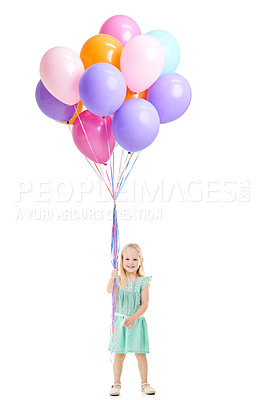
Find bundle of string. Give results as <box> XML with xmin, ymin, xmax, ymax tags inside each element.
<box><xmin>69</xmin><ymin>106</ymin><xmax>140</xmax><ymax>360</ymax></box>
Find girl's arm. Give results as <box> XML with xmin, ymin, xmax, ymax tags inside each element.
<box><xmin>107</xmin><ymin>277</ymin><xmax>114</xmax><ymax>293</ymax></box>
<box><xmin>134</xmin><ymin>284</ymin><xmax>149</xmax><ymax>319</ymax></box>
<box><xmin>124</xmin><ymin>284</ymin><xmax>149</xmax><ymax>328</ymax></box>
<box><xmin>107</xmin><ymin>269</ymin><xmax>119</xmax><ymax>293</ymax></box>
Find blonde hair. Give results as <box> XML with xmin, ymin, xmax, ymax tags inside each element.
<box><xmin>118</xmin><ymin>243</ymin><xmax>148</xmax><ymax>289</ymax></box>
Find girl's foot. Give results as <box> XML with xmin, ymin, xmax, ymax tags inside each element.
<box><xmin>110</xmin><ymin>383</ymin><xmax>121</xmax><ymax>396</ymax></box>
<box><xmin>141</xmin><ymin>383</ymin><xmax>156</xmax><ymax>395</ymax></box>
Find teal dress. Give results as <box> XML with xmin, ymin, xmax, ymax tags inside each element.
<box><xmin>108</xmin><ymin>276</ymin><xmax>152</xmax><ymax>354</ymax></box>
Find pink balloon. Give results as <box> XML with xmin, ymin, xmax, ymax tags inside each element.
<box><xmin>121</xmin><ymin>34</ymin><xmax>165</xmax><ymax>93</ymax></box>
<box><xmin>72</xmin><ymin>111</ymin><xmax>115</xmax><ymax>164</ymax></box>
<box><xmin>40</xmin><ymin>47</ymin><xmax>84</xmax><ymax>105</ymax></box>
<box><xmin>99</xmin><ymin>15</ymin><xmax>141</xmax><ymax>47</ymax></box>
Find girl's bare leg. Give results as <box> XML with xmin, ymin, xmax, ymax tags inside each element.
<box><xmin>113</xmin><ymin>353</ymin><xmax>126</xmax><ymax>387</ymax></box>
<box><xmin>135</xmin><ymin>353</ymin><xmax>149</xmax><ymax>387</ymax></box>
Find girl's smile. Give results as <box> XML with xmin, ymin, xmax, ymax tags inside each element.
<box><xmin>123</xmin><ymin>248</ymin><xmax>141</xmax><ymax>277</ymax></box>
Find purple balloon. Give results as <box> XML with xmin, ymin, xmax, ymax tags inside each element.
<box><xmin>79</xmin><ymin>63</ymin><xmax>126</xmax><ymax>117</ymax></box>
<box><xmin>35</xmin><ymin>80</ymin><xmax>76</xmax><ymax>122</ymax></box>
<box><xmin>112</xmin><ymin>99</ymin><xmax>160</xmax><ymax>152</ymax></box>
<box><xmin>147</xmin><ymin>73</ymin><xmax>191</xmax><ymax>123</ymax></box>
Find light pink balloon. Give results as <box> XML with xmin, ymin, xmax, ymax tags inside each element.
<box><xmin>72</xmin><ymin>111</ymin><xmax>115</xmax><ymax>164</ymax></box>
<box><xmin>121</xmin><ymin>34</ymin><xmax>165</xmax><ymax>93</ymax></box>
<box><xmin>99</xmin><ymin>15</ymin><xmax>141</xmax><ymax>47</ymax></box>
<box><xmin>40</xmin><ymin>47</ymin><xmax>84</xmax><ymax>105</ymax></box>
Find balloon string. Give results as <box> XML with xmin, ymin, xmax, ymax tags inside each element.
<box><xmin>116</xmin><ymin>152</ymin><xmax>141</xmax><ymax>198</ymax></box>
<box><xmin>85</xmin><ymin>158</ymin><xmax>114</xmax><ymax>200</ymax></box>
<box><xmin>104</xmin><ymin>165</ymin><xmax>113</xmax><ymax>195</ymax></box>
<box><xmin>110</xmin><ymin>200</ymin><xmax>119</xmax><ymax>358</ymax></box>
<box><xmin>74</xmin><ymin>106</ymin><xmax>101</xmax><ymax>167</ymax></box>
<box><xmin>94</xmin><ymin>163</ymin><xmax>114</xmax><ymax>199</ymax></box>
<box><xmin>74</xmin><ymin>108</ymin><xmax>114</xmax><ymax>197</ymax></box>
<box><xmin>69</xmin><ymin>118</ymin><xmax>141</xmax><ymax>360</ymax></box>
<box><xmin>117</xmin><ymin>147</ymin><xmax>125</xmax><ymax>183</ymax></box>
<box><xmin>71</xmin><ymin>103</ymin><xmax>80</xmax><ymax>122</ymax></box>
<box><xmin>115</xmin><ymin>152</ymin><xmax>134</xmax><ymax>198</ymax></box>
<box><xmin>109</xmin><ymin>151</ymin><xmax>115</xmax><ymax>199</ymax></box>
<box><xmin>112</xmin><ymin>149</ymin><xmax>115</xmax><ymax>196</ymax></box>
<box><xmin>102</xmin><ymin>118</ymin><xmax>115</xmax><ymax>196</ymax></box>
<box><xmin>84</xmin><ymin>155</ymin><xmax>106</xmax><ymax>182</ymax></box>
<box><xmin>109</xmin><ymin>150</ymin><xmax>141</xmax><ymax>360</ymax></box>
<box><xmin>122</xmin><ymin>152</ymin><xmax>140</xmax><ymax>185</ymax></box>
<box><xmin>114</xmin><ymin>151</ymin><xmax>131</xmax><ymax>197</ymax></box>
<box><xmin>103</xmin><ymin>117</ymin><xmax>115</xmax><ymax>197</ymax></box>
<box><xmin>111</xmin><ymin>202</ymin><xmax>119</xmax><ymax>268</ymax></box>
<box><xmin>68</xmin><ymin>124</ymin><xmax>108</xmax><ymax>188</ymax></box>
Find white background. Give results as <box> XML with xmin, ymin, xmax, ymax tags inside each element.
<box><xmin>1</xmin><ymin>0</ymin><xmax>266</xmax><ymax>399</ymax></box>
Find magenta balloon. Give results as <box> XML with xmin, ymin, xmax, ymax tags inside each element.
<box><xmin>112</xmin><ymin>99</ymin><xmax>160</xmax><ymax>152</ymax></box>
<box><xmin>147</xmin><ymin>73</ymin><xmax>192</xmax><ymax>123</ymax></box>
<box><xmin>99</xmin><ymin>15</ymin><xmax>141</xmax><ymax>47</ymax></box>
<box><xmin>72</xmin><ymin>111</ymin><xmax>115</xmax><ymax>164</ymax></box>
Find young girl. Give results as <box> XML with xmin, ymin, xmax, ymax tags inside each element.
<box><xmin>107</xmin><ymin>243</ymin><xmax>156</xmax><ymax>396</ymax></box>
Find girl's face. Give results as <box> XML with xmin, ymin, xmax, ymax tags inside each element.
<box><xmin>122</xmin><ymin>248</ymin><xmax>141</xmax><ymax>276</ymax></box>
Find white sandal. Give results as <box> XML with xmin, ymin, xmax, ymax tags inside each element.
<box><xmin>141</xmin><ymin>382</ymin><xmax>156</xmax><ymax>395</ymax></box>
<box><xmin>109</xmin><ymin>383</ymin><xmax>121</xmax><ymax>396</ymax></box>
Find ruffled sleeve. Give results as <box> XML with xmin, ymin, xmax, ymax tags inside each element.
<box><xmin>140</xmin><ymin>276</ymin><xmax>152</xmax><ymax>291</ymax></box>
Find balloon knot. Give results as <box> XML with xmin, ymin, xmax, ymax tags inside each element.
<box><xmin>67</xmin><ymin>121</ymin><xmax>69</xmax><ymax>124</ymax></box>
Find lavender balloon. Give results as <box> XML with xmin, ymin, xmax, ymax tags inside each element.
<box><xmin>35</xmin><ymin>80</ymin><xmax>76</xmax><ymax>122</ymax></box>
<box><xmin>147</xmin><ymin>73</ymin><xmax>191</xmax><ymax>124</ymax></box>
<box><xmin>112</xmin><ymin>99</ymin><xmax>160</xmax><ymax>152</ymax></box>
<box><xmin>79</xmin><ymin>63</ymin><xmax>126</xmax><ymax>117</ymax></box>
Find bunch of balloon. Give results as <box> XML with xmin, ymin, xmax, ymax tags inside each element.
<box><xmin>35</xmin><ymin>15</ymin><xmax>192</xmax><ymax>358</ymax></box>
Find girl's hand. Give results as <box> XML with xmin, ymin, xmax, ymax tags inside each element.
<box><xmin>111</xmin><ymin>269</ymin><xmax>119</xmax><ymax>280</ymax></box>
<box><xmin>124</xmin><ymin>315</ymin><xmax>137</xmax><ymax>329</ymax></box>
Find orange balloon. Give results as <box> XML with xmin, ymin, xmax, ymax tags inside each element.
<box><xmin>80</xmin><ymin>34</ymin><xmax>123</xmax><ymax>70</ymax></box>
<box><xmin>124</xmin><ymin>88</ymin><xmax>148</xmax><ymax>102</ymax></box>
<box><xmin>58</xmin><ymin>101</ymin><xmax>83</xmax><ymax>125</ymax></box>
